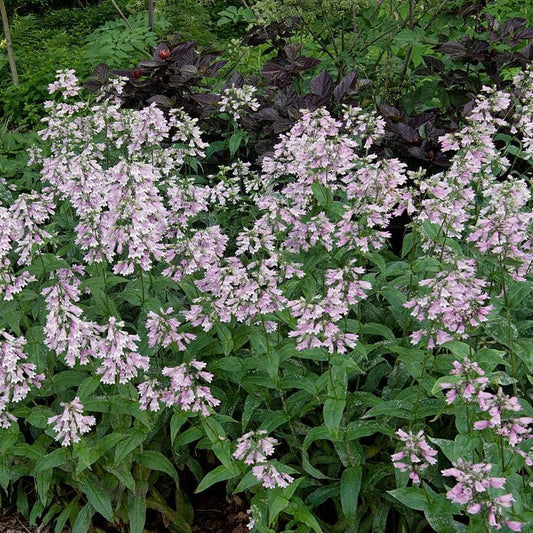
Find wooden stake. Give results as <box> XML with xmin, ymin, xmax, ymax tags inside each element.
<box><xmin>0</xmin><ymin>0</ymin><xmax>19</xmax><ymax>86</ymax></box>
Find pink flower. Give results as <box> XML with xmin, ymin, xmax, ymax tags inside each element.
<box><xmin>392</xmin><ymin>429</ymin><xmax>438</xmax><ymax>484</ymax></box>
<box><xmin>48</xmin><ymin>397</ymin><xmax>95</xmax><ymax>446</ymax></box>
<box><xmin>251</xmin><ymin>463</ymin><xmax>294</xmax><ymax>489</ymax></box>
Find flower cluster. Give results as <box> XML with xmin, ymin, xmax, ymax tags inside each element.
<box><xmin>0</xmin><ymin>331</ymin><xmax>45</xmax><ymax>428</ymax></box>
<box><xmin>48</xmin><ymin>397</ymin><xmax>96</xmax><ymax>446</ymax></box>
<box><xmin>439</xmin><ymin>358</ymin><xmax>489</xmax><ymax>404</ymax></box>
<box><xmin>391</xmin><ymin>429</ymin><xmax>438</xmax><ymax>483</ymax></box>
<box><xmin>441</xmin><ymin>359</ymin><xmax>533</xmax><ymax>464</ymax></box>
<box><xmin>405</xmin><ymin>259</ymin><xmax>493</xmax><ymax>348</ymax></box>
<box><xmin>219</xmin><ymin>85</ymin><xmax>260</xmax><ymax>122</ymax></box>
<box><xmin>233</xmin><ymin>430</ymin><xmax>294</xmax><ymax>489</ymax></box>
<box><xmin>137</xmin><ymin>360</ymin><xmax>219</xmax><ymax>416</ymax></box>
<box><xmin>442</xmin><ymin>460</ymin><xmax>521</xmax><ymax>531</ymax></box>
<box><xmin>146</xmin><ymin>307</ymin><xmax>196</xmax><ymax>350</ymax></box>
<box><xmin>95</xmin><ymin>317</ymin><xmax>148</xmax><ymax>385</ymax></box>
<box><xmin>42</xmin><ymin>267</ymin><xmax>101</xmax><ymax>367</ymax></box>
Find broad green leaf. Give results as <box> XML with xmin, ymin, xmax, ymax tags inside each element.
<box><xmin>286</xmin><ymin>498</ymin><xmax>323</xmax><ymax>533</ymax></box>
<box><xmin>170</xmin><ymin>413</ymin><xmax>188</xmax><ymax>446</ymax></box>
<box><xmin>344</xmin><ymin>420</ymin><xmax>394</xmax><ymax>440</ymax></box>
<box><xmin>128</xmin><ymin>493</ymin><xmax>146</xmax><ymax>533</ymax></box>
<box><xmin>137</xmin><ymin>450</ymin><xmax>179</xmax><ymax>482</ymax></box>
<box><xmin>195</xmin><ymin>464</ymin><xmax>240</xmax><ymax>493</ymax></box>
<box><xmin>324</xmin><ymin>399</ymin><xmax>345</xmax><ymax>432</ymax></box>
<box><xmin>174</xmin><ymin>426</ymin><xmax>203</xmax><ymax>448</ymax></box>
<box><xmin>114</xmin><ymin>426</ymin><xmax>150</xmax><ymax>464</ymax></box>
<box><xmin>72</xmin><ymin>503</ymin><xmax>95</xmax><ymax>533</ymax></box>
<box><xmin>34</xmin><ymin>448</ymin><xmax>70</xmax><ymax>474</ymax></box>
<box><xmin>388</xmin><ymin>487</ymin><xmax>429</xmax><ymax>512</ymax></box>
<box><xmin>55</xmin><ymin>498</ymin><xmax>79</xmax><ymax>533</ymax></box>
<box><xmin>216</xmin><ymin>324</ymin><xmax>234</xmax><ymax>356</ymax></box>
<box><xmin>79</xmin><ymin>474</ymin><xmax>114</xmax><ymax>522</ymax></box>
<box><xmin>341</xmin><ymin>465</ymin><xmax>362</xmax><ymax>524</ymax></box>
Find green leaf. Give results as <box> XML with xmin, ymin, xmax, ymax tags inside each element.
<box><xmin>79</xmin><ymin>474</ymin><xmax>114</xmax><ymax>522</ymax></box>
<box><xmin>174</xmin><ymin>426</ymin><xmax>203</xmax><ymax>448</ymax></box>
<box><xmin>344</xmin><ymin>420</ymin><xmax>394</xmax><ymax>440</ymax></box>
<box><xmin>229</xmin><ymin>131</ymin><xmax>246</xmax><ymax>156</ymax></box>
<box><xmin>137</xmin><ymin>450</ymin><xmax>179</xmax><ymax>482</ymax></box>
<box><xmin>128</xmin><ymin>494</ymin><xmax>146</xmax><ymax>533</ymax></box>
<box><xmin>286</xmin><ymin>498</ymin><xmax>323</xmax><ymax>533</ymax></box>
<box><xmin>170</xmin><ymin>413</ymin><xmax>188</xmax><ymax>446</ymax></box>
<box><xmin>72</xmin><ymin>503</ymin><xmax>95</xmax><ymax>533</ymax></box>
<box><xmin>34</xmin><ymin>448</ymin><xmax>70</xmax><ymax>474</ymax></box>
<box><xmin>114</xmin><ymin>426</ymin><xmax>150</xmax><ymax>464</ymax></box>
<box><xmin>55</xmin><ymin>499</ymin><xmax>78</xmax><ymax>533</ymax></box>
<box><xmin>195</xmin><ymin>464</ymin><xmax>240</xmax><ymax>493</ymax></box>
<box><xmin>216</xmin><ymin>324</ymin><xmax>234</xmax><ymax>356</ymax></box>
<box><xmin>233</xmin><ymin>469</ymin><xmax>260</xmax><ymax>493</ymax></box>
<box><xmin>341</xmin><ymin>465</ymin><xmax>362</xmax><ymax>524</ymax></box>
<box><xmin>323</xmin><ymin>398</ymin><xmax>345</xmax><ymax>432</ymax></box>
<box><xmin>388</xmin><ymin>487</ymin><xmax>428</xmax><ymax>512</ymax></box>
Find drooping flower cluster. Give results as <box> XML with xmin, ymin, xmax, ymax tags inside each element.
<box><xmin>95</xmin><ymin>317</ymin><xmax>149</xmax><ymax>385</ymax></box>
<box><xmin>48</xmin><ymin>68</ymin><xmax>81</xmax><ymax>98</ymax></box>
<box><xmin>146</xmin><ymin>307</ymin><xmax>196</xmax><ymax>350</ymax></box>
<box><xmin>233</xmin><ymin>430</ymin><xmax>294</xmax><ymax>489</ymax></box>
<box><xmin>0</xmin><ymin>190</ymin><xmax>55</xmax><ymax>300</ymax></box>
<box><xmin>391</xmin><ymin>429</ymin><xmax>438</xmax><ymax>483</ymax></box>
<box><xmin>0</xmin><ymin>331</ymin><xmax>45</xmax><ymax>428</ymax></box>
<box><xmin>440</xmin><ymin>359</ymin><xmax>533</xmax><ymax>464</ymax></box>
<box><xmin>137</xmin><ymin>360</ymin><xmax>219</xmax><ymax>416</ymax></box>
<box><xmin>442</xmin><ymin>460</ymin><xmax>522</xmax><ymax>531</ymax></box>
<box><xmin>42</xmin><ymin>267</ymin><xmax>101</xmax><ymax>367</ymax></box>
<box><xmin>468</xmin><ymin>178</ymin><xmax>533</xmax><ymax>280</ymax></box>
<box><xmin>219</xmin><ymin>85</ymin><xmax>260</xmax><ymax>122</ymax></box>
<box><xmin>48</xmin><ymin>397</ymin><xmax>96</xmax><ymax>446</ymax></box>
<box><xmin>438</xmin><ymin>358</ymin><xmax>489</xmax><ymax>404</ymax></box>
<box><xmin>405</xmin><ymin>259</ymin><xmax>493</xmax><ymax>348</ymax></box>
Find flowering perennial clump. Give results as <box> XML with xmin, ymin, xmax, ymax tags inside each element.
<box><xmin>0</xmin><ymin>66</ymin><xmax>533</xmax><ymax>532</ymax></box>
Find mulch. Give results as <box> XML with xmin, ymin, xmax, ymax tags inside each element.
<box><xmin>0</xmin><ymin>492</ymin><xmax>249</xmax><ymax>532</ymax></box>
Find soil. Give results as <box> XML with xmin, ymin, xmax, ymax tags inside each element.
<box><xmin>0</xmin><ymin>492</ymin><xmax>249</xmax><ymax>533</ymax></box>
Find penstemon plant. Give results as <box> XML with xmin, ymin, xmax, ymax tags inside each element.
<box><xmin>1</xmin><ymin>65</ymin><xmax>533</xmax><ymax>533</ymax></box>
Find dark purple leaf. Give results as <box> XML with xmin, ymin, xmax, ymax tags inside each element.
<box><xmin>223</xmin><ymin>73</ymin><xmax>244</xmax><ymax>91</ymax></box>
<box><xmin>437</xmin><ymin>42</ymin><xmax>466</xmax><ymax>59</ymax></box>
<box><xmin>309</xmin><ymin>70</ymin><xmax>333</xmax><ymax>97</ymax></box>
<box><xmin>93</xmin><ymin>63</ymin><xmax>109</xmax><ymax>82</ymax></box>
<box><xmin>272</xmin><ymin>119</ymin><xmax>294</xmax><ymax>133</ymax></box>
<box><xmin>422</xmin><ymin>55</ymin><xmax>444</xmax><ymax>72</ymax></box>
<box><xmin>390</xmin><ymin>122</ymin><xmax>419</xmax><ymax>143</ymax></box>
<box><xmin>139</xmin><ymin>61</ymin><xmax>164</xmax><ymax>68</ymax></box>
<box><xmin>146</xmin><ymin>95</ymin><xmax>172</xmax><ymax>107</ymax></box>
<box><xmin>190</xmin><ymin>93</ymin><xmax>221</xmax><ymax>106</ymax></box>
<box><xmin>169</xmin><ymin>42</ymin><xmax>198</xmax><ymax>59</ymax></box>
<box><xmin>284</xmin><ymin>43</ymin><xmax>302</xmax><ymax>61</ymax></box>
<box><xmin>520</xmin><ymin>43</ymin><xmax>533</xmax><ymax>61</ymax></box>
<box><xmin>294</xmin><ymin>56</ymin><xmax>321</xmax><ymax>71</ymax></box>
<box><xmin>379</xmin><ymin>104</ymin><xmax>402</xmax><ymax>121</ymax></box>
<box><xmin>500</xmin><ymin>18</ymin><xmax>526</xmax><ymax>37</ymax></box>
<box><xmin>333</xmin><ymin>72</ymin><xmax>358</xmax><ymax>101</ymax></box>
<box><xmin>181</xmin><ymin>65</ymin><xmax>200</xmax><ymax>77</ymax></box>
<box><xmin>515</xmin><ymin>28</ymin><xmax>533</xmax><ymax>40</ymax></box>
<box><xmin>255</xmin><ymin>108</ymin><xmax>281</xmax><ymax>121</ymax></box>
<box><xmin>407</xmin><ymin>146</ymin><xmax>430</xmax><ymax>160</ymax></box>
<box><xmin>111</xmin><ymin>69</ymin><xmax>134</xmax><ymax>78</ymax></box>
